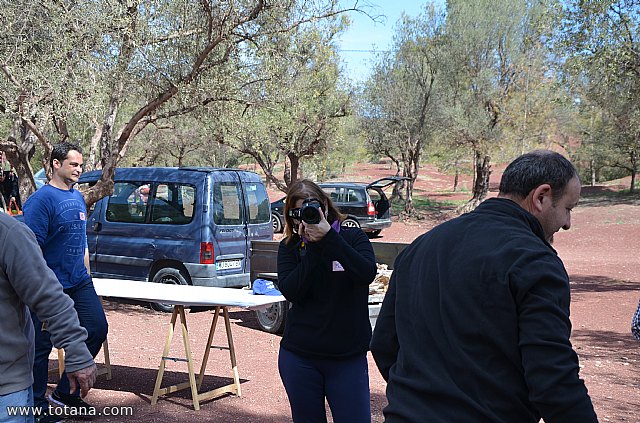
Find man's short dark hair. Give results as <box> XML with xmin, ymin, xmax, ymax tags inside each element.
<box><xmin>499</xmin><ymin>150</ymin><xmax>578</xmax><ymax>201</ymax></box>
<box><xmin>51</xmin><ymin>142</ymin><xmax>83</xmax><ymax>168</ymax></box>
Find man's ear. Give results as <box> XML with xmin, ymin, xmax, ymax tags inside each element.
<box><xmin>530</xmin><ymin>184</ymin><xmax>552</xmax><ymax>213</ymax></box>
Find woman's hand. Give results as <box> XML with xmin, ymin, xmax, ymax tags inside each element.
<box><xmin>298</xmin><ymin>207</ymin><xmax>330</xmax><ymax>242</ymax></box>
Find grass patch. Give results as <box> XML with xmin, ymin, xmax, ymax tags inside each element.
<box><xmin>412</xmin><ymin>195</ymin><xmax>462</xmax><ymax>209</ymax></box>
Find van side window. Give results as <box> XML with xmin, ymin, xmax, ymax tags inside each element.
<box><xmin>150</xmin><ymin>183</ymin><xmax>195</xmax><ymax>225</ymax></box>
<box><xmin>244</xmin><ymin>183</ymin><xmax>270</xmax><ymax>224</ymax></box>
<box><xmin>106</xmin><ymin>182</ymin><xmax>149</xmax><ymax>223</ymax></box>
<box><xmin>213</xmin><ymin>183</ymin><xmax>242</xmax><ymax>226</ymax></box>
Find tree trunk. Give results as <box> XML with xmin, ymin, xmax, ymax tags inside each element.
<box><xmin>630</xmin><ymin>150</ymin><xmax>637</xmax><ymax>193</ymax></box>
<box><xmin>401</xmin><ymin>148</ymin><xmax>421</xmax><ymax>216</ymax></box>
<box><xmin>590</xmin><ymin>159</ymin><xmax>596</xmax><ymax>186</ymax></box>
<box><xmin>2</xmin><ymin>118</ymin><xmax>39</xmax><ymax>202</ymax></box>
<box><xmin>285</xmin><ymin>153</ymin><xmax>300</xmax><ymax>187</ymax></box>
<box><xmin>403</xmin><ymin>177</ymin><xmax>415</xmax><ymax>215</ymax></box>
<box><xmin>453</xmin><ymin>167</ymin><xmax>459</xmax><ymax>192</ymax></box>
<box><xmin>459</xmin><ymin>151</ymin><xmax>491</xmax><ymax>213</ymax></box>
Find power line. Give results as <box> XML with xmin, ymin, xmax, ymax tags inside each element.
<box><xmin>338</xmin><ymin>49</ymin><xmax>389</xmax><ymax>53</ymax></box>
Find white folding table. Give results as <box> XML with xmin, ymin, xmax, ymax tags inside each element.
<box><xmin>92</xmin><ymin>278</ymin><xmax>285</xmax><ymax>410</ymax></box>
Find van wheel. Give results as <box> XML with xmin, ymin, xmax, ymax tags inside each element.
<box><xmin>150</xmin><ymin>268</ymin><xmax>188</xmax><ymax>312</ymax></box>
<box><xmin>341</xmin><ymin>218</ymin><xmax>360</xmax><ymax>229</ymax></box>
<box><xmin>272</xmin><ymin>213</ymin><xmax>283</xmax><ymax>233</ymax></box>
<box><xmin>368</xmin><ymin>229</ymin><xmax>382</xmax><ymax>238</ymax></box>
<box><xmin>255</xmin><ymin>300</ymin><xmax>288</xmax><ymax>334</ymax></box>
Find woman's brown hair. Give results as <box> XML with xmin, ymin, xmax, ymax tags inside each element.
<box><xmin>283</xmin><ymin>179</ymin><xmax>345</xmax><ymax>244</ymax></box>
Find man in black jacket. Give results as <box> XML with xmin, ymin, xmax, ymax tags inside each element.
<box><xmin>371</xmin><ymin>150</ymin><xmax>598</xmax><ymax>423</ymax></box>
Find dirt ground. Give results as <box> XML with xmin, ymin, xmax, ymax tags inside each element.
<box><xmin>53</xmin><ymin>162</ymin><xmax>639</xmax><ymax>422</ymax></box>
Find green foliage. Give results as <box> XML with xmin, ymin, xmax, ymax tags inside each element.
<box><xmin>209</xmin><ymin>11</ymin><xmax>352</xmax><ymax>190</ymax></box>
<box><xmin>560</xmin><ymin>0</ymin><xmax>640</xmax><ymax>190</ymax></box>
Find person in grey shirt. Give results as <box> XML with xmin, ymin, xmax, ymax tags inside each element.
<box><xmin>0</xmin><ymin>212</ymin><xmax>96</xmax><ymax>422</ymax></box>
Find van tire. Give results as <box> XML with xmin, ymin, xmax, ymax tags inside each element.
<box><xmin>150</xmin><ymin>268</ymin><xmax>188</xmax><ymax>312</ymax></box>
<box><xmin>255</xmin><ymin>300</ymin><xmax>287</xmax><ymax>334</ymax></box>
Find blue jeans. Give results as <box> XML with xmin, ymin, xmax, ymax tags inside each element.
<box><xmin>0</xmin><ymin>387</ymin><xmax>34</xmax><ymax>423</ymax></box>
<box><xmin>278</xmin><ymin>346</ymin><xmax>370</xmax><ymax>423</ymax></box>
<box><xmin>31</xmin><ymin>279</ymin><xmax>108</xmax><ymax>409</ymax></box>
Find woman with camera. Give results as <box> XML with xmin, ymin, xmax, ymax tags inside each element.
<box><xmin>277</xmin><ymin>179</ymin><xmax>377</xmax><ymax>423</ymax></box>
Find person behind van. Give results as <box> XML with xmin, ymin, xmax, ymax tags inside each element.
<box><xmin>23</xmin><ymin>142</ymin><xmax>108</xmax><ymax>420</ymax></box>
<box><xmin>277</xmin><ymin>179</ymin><xmax>377</xmax><ymax>423</ymax></box>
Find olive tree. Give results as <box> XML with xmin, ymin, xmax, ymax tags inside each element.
<box><xmin>1</xmin><ymin>0</ymin><xmax>362</xmax><ymax>205</ymax></box>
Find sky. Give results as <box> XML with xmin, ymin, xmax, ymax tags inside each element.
<box><xmin>337</xmin><ymin>0</ymin><xmax>446</xmax><ymax>82</ymax></box>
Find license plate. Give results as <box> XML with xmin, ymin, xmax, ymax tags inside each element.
<box><xmin>215</xmin><ymin>259</ymin><xmax>242</xmax><ymax>271</ymax></box>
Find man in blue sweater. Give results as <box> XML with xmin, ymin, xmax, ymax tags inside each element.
<box><xmin>24</xmin><ymin>143</ymin><xmax>108</xmax><ymax>422</ymax></box>
<box><xmin>371</xmin><ymin>150</ymin><xmax>598</xmax><ymax>422</ymax></box>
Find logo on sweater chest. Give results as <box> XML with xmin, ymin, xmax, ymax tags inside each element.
<box><xmin>332</xmin><ymin>261</ymin><xmax>345</xmax><ymax>272</ymax></box>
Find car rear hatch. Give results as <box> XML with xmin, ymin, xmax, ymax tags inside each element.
<box><xmin>366</xmin><ymin>176</ymin><xmax>408</xmax><ymax>220</ymax></box>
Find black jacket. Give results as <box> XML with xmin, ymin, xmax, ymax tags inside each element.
<box><xmin>370</xmin><ymin>198</ymin><xmax>597</xmax><ymax>423</ymax></box>
<box><xmin>278</xmin><ymin>227</ymin><xmax>376</xmax><ymax>359</ymax></box>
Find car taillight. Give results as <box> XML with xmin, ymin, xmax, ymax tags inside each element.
<box><xmin>200</xmin><ymin>242</ymin><xmax>214</xmax><ymax>264</ymax></box>
<box><xmin>368</xmin><ymin>201</ymin><xmax>376</xmax><ymax>216</ymax></box>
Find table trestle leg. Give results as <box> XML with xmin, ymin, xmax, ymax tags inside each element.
<box><xmin>151</xmin><ymin>305</ymin><xmax>242</xmax><ymax>410</ymax></box>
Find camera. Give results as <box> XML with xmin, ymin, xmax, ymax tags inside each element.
<box><xmin>289</xmin><ymin>200</ymin><xmax>322</xmax><ymax>224</ymax></box>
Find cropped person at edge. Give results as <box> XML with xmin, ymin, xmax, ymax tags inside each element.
<box><xmin>371</xmin><ymin>150</ymin><xmax>598</xmax><ymax>423</ymax></box>
<box><xmin>0</xmin><ymin>211</ymin><xmax>97</xmax><ymax>423</ymax></box>
<box><xmin>277</xmin><ymin>179</ymin><xmax>377</xmax><ymax>423</ymax></box>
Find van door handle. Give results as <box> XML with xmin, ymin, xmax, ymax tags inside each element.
<box><xmin>92</xmin><ymin>222</ymin><xmax>102</xmax><ymax>232</ymax></box>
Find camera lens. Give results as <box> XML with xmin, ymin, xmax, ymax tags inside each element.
<box><xmin>301</xmin><ymin>204</ymin><xmax>321</xmax><ymax>224</ymax></box>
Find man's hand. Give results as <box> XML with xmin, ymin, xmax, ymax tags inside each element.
<box><xmin>68</xmin><ymin>363</ymin><xmax>97</xmax><ymax>398</ymax></box>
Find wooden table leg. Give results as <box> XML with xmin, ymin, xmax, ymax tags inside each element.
<box><xmin>152</xmin><ymin>305</ymin><xmax>242</xmax><ymax>410</ymax></box>
<box><xmin>98</xmin><ymin>297</ymin><xmax>112</xmax><ymax>380</ymax></box>
<box><xmin>151</xmin><ymin>306</ymin><xmax>179</xmax><ymax>407</ymax></box>
<box><xmin>57</xmin><ymin>348</ymin><xmax>65</xmax><ymax>377</ymax></box>
<box><xmin>54</xmin><ymin>337</ymin><xmax>111</xmax><ymax>380</ymax></box>
<box><xmin>197</xmin><ymin>306</ymin><xmax>221</xmax><ymax>390</ymax></box>
<box><xmin>223</xmin><ymin>307</ymin><xmax>242</xmax><ymax>397</ymax></box>
<box><xmin>194</xmin><ymin>306</ymin><xmax>241</xmax><ymax>402</ymax></box>
<box><xmin>178</xmin><ymin>306</ymin><xmax>200</xmax><ymax>410</ymax></box>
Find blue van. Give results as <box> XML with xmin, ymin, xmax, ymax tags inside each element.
<box><xmin>78</xmin><ymin>167</ymin><xmax>272</xmax><ymax>311</ymax></box>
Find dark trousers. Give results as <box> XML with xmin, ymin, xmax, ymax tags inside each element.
<box><xmin>278</xmin><ymin>346</ymin><xmax>370</xmax><ymax>423</ymax></box>
<box><xmin>31</xmin><ymin>280</ymin><xmax>108</xmax><ymax>409</ymax></box>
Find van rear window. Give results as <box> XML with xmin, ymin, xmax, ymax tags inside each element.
<box><xmin>211</xmin><ymin>181</ymin><xmax>270</xmax><ymax>226</ymax></box>
<box><xmin>244</xmin><ymin>183</ymin><xmax>270</xmax><ymax>224</ymax></box>
<box><xmin>213</xmin><ymin>183</ymin><xmax>243</xmax><ymax>225</ymax></box>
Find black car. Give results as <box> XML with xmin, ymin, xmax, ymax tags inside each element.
<box><xmin>270</xmin><ymin>176</ymin><xmax>405</xmax><ymax>236</ymax></box>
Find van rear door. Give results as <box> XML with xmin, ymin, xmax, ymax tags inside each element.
<box><xmin>238</xmin><ymin>172</ymin><xmax>272</xmax><ymax>271</ymax></box>
<box><xmin>209</xmin><ymin>172</ymin><xmax>249</xmax><ymax>275</ymax></box>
